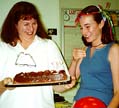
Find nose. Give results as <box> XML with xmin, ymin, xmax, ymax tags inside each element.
<box><xmin>28</xmin><ymin>24</ymin><xmax>34</xmax><ymax>32</ymax></box>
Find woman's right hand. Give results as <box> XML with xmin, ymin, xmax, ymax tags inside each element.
<box><xmin>69</xmin><ymin>47</ymin><xmax>86</xmax><ymax>78</ymax></box>
<box><xmin>72</xmin><ymin>48</ymin><xmax>86</xmax><ymax>62</ymax></box>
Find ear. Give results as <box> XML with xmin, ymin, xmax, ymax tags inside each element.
<box><xmin>99</xmin><ymin>20</ymin><xmax>105</xmax><ymax>29</ymax></box>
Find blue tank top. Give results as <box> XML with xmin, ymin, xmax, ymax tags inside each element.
<box><xmin>74</xmin><ymin>43</ymin><xmax>114</xmax><ymax>105</ymax></box>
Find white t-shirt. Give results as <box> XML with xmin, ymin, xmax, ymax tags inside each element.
<box><xmin>0</xmin><ymin>36</ymin><xmax>68</xmax><ymax>108</ymax></box>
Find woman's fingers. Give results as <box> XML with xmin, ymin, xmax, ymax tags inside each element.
<box><xmin>3</xmin><ymin>77</ymin><xmax>13</xmax><ymax>85</ymax></box>
<box><xmin>73</xmin><ymin>48</ymin><xmax>86</xmax><ymax>60</ymax></box>
<box><xmin>3</xmin><ymin>77</ymin><xmax>15</xmax><ymax>90</ymax></box>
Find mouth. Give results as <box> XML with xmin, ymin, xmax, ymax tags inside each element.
<box><xmin>84</xmin><ymin>35</ymin><xmax>90</xmax><ymax>39</ymax></box>
<box><xmin>26</xmin><ymin>32</ymin><xmax>33</xmax><ymax>35</ymax></box>
<box><xmin>83</xmin><ymin>35</ymin><xmax>91</xmax><ymax>42</ymax></box>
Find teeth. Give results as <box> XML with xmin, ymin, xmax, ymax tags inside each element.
<box><xmin>85</xmin><ymin>35</ymin><xmax>89</xmax><ymax>37</ymax></box>
<box><xmin>25</xmin><ymin>31</ymin><xmax>33</xmax><ymax>35</ymax></box>
<box><xmin>27</xmin><ymin>33</ymin><xmax>32</xmax><ymax>35</ymax></box>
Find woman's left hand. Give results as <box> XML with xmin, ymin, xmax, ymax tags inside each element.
<box><xmin>3</xmin><ymin>77</ymin><xmax>15</xmax><ymax>90</ymax></box>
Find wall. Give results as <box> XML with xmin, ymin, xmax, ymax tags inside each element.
<box><xmin>60</xmin><ymin>0</ymin><xmax>119</xmax><ymax>9</ymax></box>
<box><xmin>0</xmin><ymin>0</ymin><xmax>119</xmax><ymax>104</ymax></box>
<box><xmin>0</xmin><ymin>0</ymin><xmax>61</xmax><ymax>48</ymax></box>
<box><xmin>60</xmin><ymin>0</ymin><xmax>119</xmax><ymax>66</ymax></box>
<box><xmin>60</xmin><ymin>0</ymin><xmax>119</xmax><ymax>42</ymax></box>
<box><xmin>0</xmin><ymin>0</ymin><xmax>118</xmax><ymax>52</ymax></box>
<box><xmin>59</xmin><ymin>0</ymin><xmax>119</xmax><ymax>103</ymax></box>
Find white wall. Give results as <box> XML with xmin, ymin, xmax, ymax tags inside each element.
<box><xmin>0</xmin><ymin>0</ymin><xmax>61</xmax><ymax>48</ymax></box>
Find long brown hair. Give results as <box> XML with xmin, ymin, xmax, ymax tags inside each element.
<box><xmin>1</xmin><ymin>1</ymin><xmax>50</xmax><ymax>46</ymax></box>
<box><xmin>75</xmin><ymin>5</ymin><xmax>115</xmax><ymax>46</ymax></box>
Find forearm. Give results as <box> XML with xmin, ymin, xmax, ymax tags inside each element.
<box><xmin>69</xmin><ymin>47</ymin><xmax>86</xmax><ymax>78</ymax></box>
<box><xmin>53</xmin><ymin>85</ymin><xmax>67</xmax><ymax>93</ymax></box>
<box><xmin>0</xmin><ymin>78</ymin><xmax>14</xmax><ymax>95</ymax></box>
<box><xmin>69</xmin><ymin>60</ymin><xmax>77</xmax><ymax>77</ymax></box>
<box><xmin>0</xmin><ymin>80</ymin><xmax>6</xmax><ymax>94</ymax></box>
<box><xmin>69</xmin><ymin>58</ymin><xmax>82</xmax><ymax>79</ymax></box>
<box><xmin>108</xmin><ymin>91</ymin><xmax>119</xmax><ymax>108</ymax></box>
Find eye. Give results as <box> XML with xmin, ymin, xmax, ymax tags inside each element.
<box><xmin>24</xmin><ymin>23</ymin><xmax>29</xmax><ymax>26</ymax></box>
<box><xmin>86</xmin><ymin>25</ymin><xmax>90</xmax><ymax>29</ymax></box>
<box><xmin>80</xmin><ymin>27</ymin><xmax>83</xmax><ymax>30</ymax></box>
<box><xmin>33</xmin><ymin>22</ymin><xmax>37</xmax><ymax>26</ymax></box>
<box><xmin>79</xmin><ymin>25</ymin><xmax>83</xmax><ymax>30</ymax></box>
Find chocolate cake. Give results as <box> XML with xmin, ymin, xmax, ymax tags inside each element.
<box><xmin>13</xmin><ymin>70</ymin><xmax>67</xmax><ymax>84</ymax></box>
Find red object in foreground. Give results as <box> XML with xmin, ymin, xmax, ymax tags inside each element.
<box><xmin>73</xmin><ymin>96</ymin><xmax>107</xmax><ymax>108</ymax></box>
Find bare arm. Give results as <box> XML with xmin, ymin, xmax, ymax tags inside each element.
<box><xmin>0</xmin><ymin>80</ymin><xmax>6</xmax><ymax>94</ymax></box>
<box><xmin>69</xmin><ymin>48</ymin><xmax>86</xmax><ymax>79</ymax></box>
<box><xmin>53</xmin><ymin>47</ymin><xmax>86</xmax><ymax>92</ymax></box>
<box><xmin>0</xmin><ymin>77</ymin><xmax>14</xmax><ymax>95</ymax></box>
<box><xmin>108</xmin><ymin>44</ymin><xmax>119</xmax><ymax>108</ymax></box>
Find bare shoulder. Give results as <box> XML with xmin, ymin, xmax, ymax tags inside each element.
<box><xmin>110</xmin><ymin>43</ymin><xmax>119</xmax><ymax>52</ymax></box>
<box><xmin>109</xmin><ymin>43</ymin><xmax>119</xmax><ymax>61</ymax></box>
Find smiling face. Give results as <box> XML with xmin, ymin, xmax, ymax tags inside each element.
<box><xmin>16</xmin><ymin>18</ymin><xmax>38</xmax><ymax>43</ymax></box>
<box><xmin>79</xmin><ymin>15</ymin><xmax>104</xmax><ymax>45</ymax></box>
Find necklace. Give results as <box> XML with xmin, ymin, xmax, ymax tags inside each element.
<box><xmin>92</xmin><ymin>43</ymin><xmax>102</xmax><ymax>47</ymax></box>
